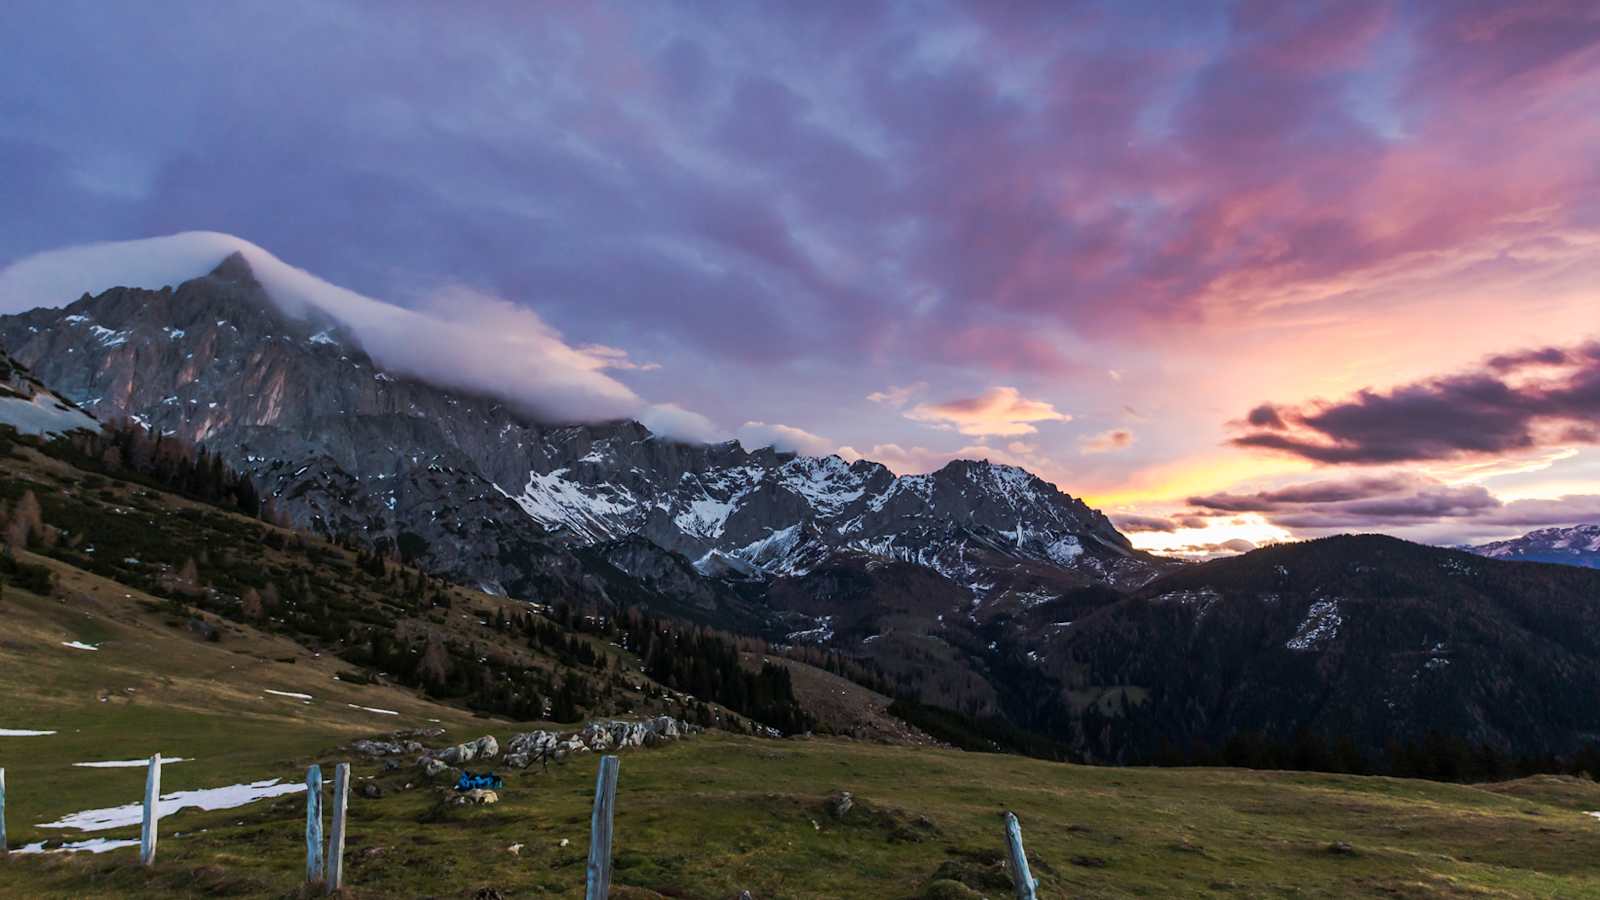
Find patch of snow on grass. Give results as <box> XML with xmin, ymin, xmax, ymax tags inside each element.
<box><xmin>39</xmin><ymin>779</ymin><xmax>305</xmax><ymax>831</ymax></box>
<box><xmin>347</xmin><ymin>704</ymin><xmax>399</xmax><ymax>716</ymax></box>
<box><xmin>1</xmin><ymin>728</ymin><xmax>57</xmax><ymax>736</ymax></box>
<box><xmin>14</xmin><ymin>838</ymin><xmax>141</xmax><ymax>855</ymax></box>
<box><xmin>75</xmin><ymin>758</ymin><xmax>191</xmax><ymax>768</ymax></box>
<box><xmin>264</xmin><ymin>689</ymin><xmax>313</xmax><ymax>701</ymax></box>
<box><xmin>61</xmin><ymin>641</ymin><xmax>100</xmax><ymax>651</ymax></box>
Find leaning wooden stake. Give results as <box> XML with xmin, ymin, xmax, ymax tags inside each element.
<box><xmin>325</xmin><ymin>763</ymin><xmax>350</xmax><ymax>894</ymax></box>
<box><xmin>585</xmin><ymin>755</ymin><xmax>621</xmax><ymax>900</ymax></box>
<box><xmin>140</xmin><ymin>754</ymin><xmax>162</xmax><ymax>866</ymax></box>
<box><xmin>305</xmin><ymin>764</ymin><xmax>325</xmax><ymax>884</ymax></box>
<box><xmin>1003</xmin><ymin>811</ymin><xmax>1038</xmax><ymax>900</ymax></box>
<box><xmin>1</xmin><ymin>767</ymin><xmax>8</xmax><ymax>854</ymax></box>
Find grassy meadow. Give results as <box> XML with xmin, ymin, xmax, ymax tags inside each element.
<box><xmin>4</xmin><ymin>572</ymin><xmax>1600</xmax><ymax>898</ymax></box>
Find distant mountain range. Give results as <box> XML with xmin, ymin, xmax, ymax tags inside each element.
<box><xmin>5</xmin><ymin>251</ymin><xmax>1600</xmax><ymax>762</ymax></box>
<box><xmin>1469</xmin><ymin>524</ymin><xmax>1600</xmax><ymax>569</ymax></box>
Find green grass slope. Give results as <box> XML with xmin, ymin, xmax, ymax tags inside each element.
<box><xmin>2</xmin><ymin>569</ymin><xmax>1600</xmax><ymax>898</ymax></box>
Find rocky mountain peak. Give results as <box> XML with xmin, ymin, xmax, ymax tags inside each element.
<box><xmin>208</xmin><ymin>250</ymin><xmax>260</xmax><ymax>287</ymax></box>
<box><xmin>0</xmin><ymin>261</ymin><xmax>1169</xmax><ymax>610</ymax></box>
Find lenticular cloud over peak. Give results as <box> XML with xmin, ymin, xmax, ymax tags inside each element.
<box><xmin>0</xmin><ymin>231</ymin><xmax>684</xmax><ymax>428</ymax></box>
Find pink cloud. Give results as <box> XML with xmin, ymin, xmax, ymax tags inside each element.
<box><xmin>905</xmin><ymin>386</ymin><xmax>1071</xmax><ymax>437</ymax></box>
<box><xmin>1080</xmin><ymin>429</ymin><xmax>1135</xmax><ymax>455</ymax></box>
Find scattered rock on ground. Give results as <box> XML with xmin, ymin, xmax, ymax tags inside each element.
<box><xmin>358</xmin><ymin>781</ymin><xmax>383</xmax><ymax>799</ymax></box>
<box><xmin>352</xmin><ymin>738</ymin><xmax>421</xmax><ymax>757</ymax></box>
<box><xmin>395</xmin><ymin>726</ymin><xmax>446</xmax><ymax>739</ymax></box>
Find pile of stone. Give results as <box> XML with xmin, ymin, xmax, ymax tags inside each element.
<box><xmin>501</xmin><ymin>715</ymin><xmax>698</xmax><ymax>768</ymax></box>
<box><xmin>351</xmin><ymin>738</ymin><xmax>423</xmax><ymax>757</ymax></box>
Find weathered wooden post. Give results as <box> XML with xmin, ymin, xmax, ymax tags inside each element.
<box><xmin>140</xmin><ymin>753</ymin><xmax>162</xmax><ymax>866</ymax></box>
<box><xmin>1</xmin><ymin>767</ymin><xmax>8</xmax><ymax>854</ymax></box>
<box><xmin>1003</xmin><ymin>811</ymin><xmax>1038</xmax><ymax>900</ymax></box>
<box><xmin>325</xmin><ymin>763</ymin><xmax>350</xmax><ymax>894</ymax></box>
<box><xmin>585</xmin><ymin>755</ymin><xmax>621</xmax><ymax>900</ymax></box>
<box><xmin>305</xmin><ymin>764</ymin><xmax>325</xmax><ymax>884</ymax></box>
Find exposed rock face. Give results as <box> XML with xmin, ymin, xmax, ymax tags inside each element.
<box><xmin>0</xmin><ymin>253</ymin><xmax>1169</xmax><ymax>633</ymax></box>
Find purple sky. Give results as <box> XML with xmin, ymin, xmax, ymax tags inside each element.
<box><xmin>3</xmin><ymin>1</ymin><xmax>1599</xmax><ymax>553</ymax></box>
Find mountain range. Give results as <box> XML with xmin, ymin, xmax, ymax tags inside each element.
<box><xmin>1470</xmin><ymin>524</ymin><xmax>1600</xmax><ymax>569</ymax></box>
<box><xmin>4</xmin><ymin>251</ymin><xmax>1600</xmax><ymax>762</ymax></box>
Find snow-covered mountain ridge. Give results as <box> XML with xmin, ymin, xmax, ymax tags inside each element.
<box><xmin>0</xmin><ymin>252</ymin><xmax>1167</xmax><ymax>614</ymax></box>
<box><xmin>1470</xmin><ymin>524</ymin><xmax>1600</xmax><ymax>569</ymax></box>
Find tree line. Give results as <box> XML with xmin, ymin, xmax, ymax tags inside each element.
<box><xmin>44</xmin><ymin>420</ymin><xmax>268</xmax><ymax>520</ymax></box>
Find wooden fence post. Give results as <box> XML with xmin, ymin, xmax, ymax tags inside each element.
<box><xmin>140</xmin><ymin>754</ymin><xmax>162</xmax><ymax>866</ymax></box>
<box><xmin>1</xmin><ymin>767</ymin><xmax>8</xmax><ymax>854</ymax></box>
<box><xmin>1003</xmin><ymin>811</ymin><xmax>1038</xmax><ymax>900</ymax></box>
<box><xmin>306</xmin><ymin>764</ymin><xmax>325</xmax><ymax>884</ymax></box>
<box><xmin>585</xmin><ymin>755</ymin><xmax>621</xmax><ymax>900</ymax></box>
<box><xmin>325</xmin><ymin>763</ymin><xmax>350</xmax><ymax>894</ymax></box>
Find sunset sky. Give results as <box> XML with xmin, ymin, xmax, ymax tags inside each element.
<box><xmin>2</xmin><ymin>2</ymin><xmax>1598</xmax><ymax>554</ymax></box>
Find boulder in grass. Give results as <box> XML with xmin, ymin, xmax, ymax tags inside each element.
<box><xmin>826</xmin><ymin>790</ymin><xmax>853</xmax><ymax>820</ymax></box>
<box><xmin>576</xmin><ymin>722</ymin><xmax>613</xmax><ymax>751</ymax></box>
<box><xmin>506</xmin><ymin>730</ymin><xmax>559</xmax><ymax>757</ymax></box>
<box><xmin>450</xmin><ymin>788</ymin><xmax>498</xmax><ymax>806</ymax></box>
